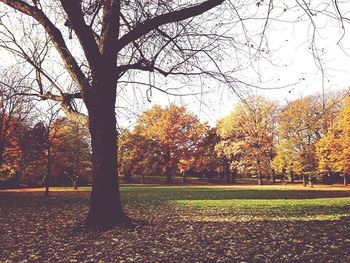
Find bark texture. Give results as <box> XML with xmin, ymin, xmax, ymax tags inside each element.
<box><xmin>84</xmin><ymin>91</ymin><xmax>130</xmax><ymax>227</ymax></box>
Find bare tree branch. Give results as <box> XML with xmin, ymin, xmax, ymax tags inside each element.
<box><xmin>60</xmin><ymin>0</ymin><xmax>101</xmax><ymax>72</ymax></box>
<box><xmin>117</xmin><ymin>0</ymin><xmax>224</xmax><ymax>52</ymax></box>
<box><xmin>0</xmin><ymin>0</ymin><xmax>90</xmax><ymax>92</ymax></box>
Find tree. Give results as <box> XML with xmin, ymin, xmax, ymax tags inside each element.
<box><xmin>216</xmin><ymin>96</ymin><xmax>278</xmax><ymax>185</ymax></box>
<box><xmin>56</xmin><ymin>119</ymin><xmax>92</xmax><ymax>189</ymax></box>
<box><xmin>317</xmin><ymin>96</ymin><xmax>350</xmax><ymax>186</ymax></box>
<box><xmin>0</xmin><ymin>71</ymin><xmax>34</xmax><ymax>182</ymax></box>
<box><xmin>18</xmin><ymin>121</ymin><xmax>47</xmax><ymax>186</ymax></box>
<box><xmin>275</xmin><ymin>97</ymin><xmax>319</xmax><ymax>185</ymax></box>
<box><xmin>192</xmin><ymin>127</ymin><xmax>221</xmax><ymax>183</ymax></box>
<box><xmin>18</xmin><ymin>115</ymin><xmax>92</xmax><ymax>189</ymax></box>
<box><xmin>133</xmin><ymin>104</ymin><xmax>207</xmax><ymax>182</ymax></box>
<box><xmin>274</xmin><ymin>94</ymin><xmax>344</xmax><ymax>186</ymax></box>
<box><xmin>0</xmin><ymin>0</ymin><xmax>226</xmax><ymax>226</ymax></box>
<box><xmin>118</xmin><ymin>129</ymin><xmax>161</xmax><ymax>184</ymax></box>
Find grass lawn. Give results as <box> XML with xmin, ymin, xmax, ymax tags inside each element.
<box><xmin>1</xmin><ymin>185</ymin><xmax>350</xmax><ymax>262</ymax></box>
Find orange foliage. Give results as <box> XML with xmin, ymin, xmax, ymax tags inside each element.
<box><xmin>128</xmin><ymin>104</ymin><xmax>207</xmax><ymax>178</ymax></box>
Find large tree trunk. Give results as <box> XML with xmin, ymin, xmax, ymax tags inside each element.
<box><xmin>84</xmin><ymin>89</ymin><xmax>130</xmax><ymax>227</ymax></box>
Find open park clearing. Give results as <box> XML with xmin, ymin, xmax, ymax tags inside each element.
<box><xmin>1</xmin><ymin>185</ymin><xmax>350</xmax><ymax>262</ymax></box>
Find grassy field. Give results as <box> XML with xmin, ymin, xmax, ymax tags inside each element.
<box><xmin>1</xmin><ymin>185</ymin><xmax>350</xmax><ymax>262</ymax></box>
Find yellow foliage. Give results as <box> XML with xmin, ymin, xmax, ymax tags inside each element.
<box><xmin>317</xmin><ymin>95</ymin><xmax>350</xmax><ymax>175</ymax></box>
<box><xmin>216</xmin><ymin>96</ymin><xmax>278</xmax><ymax>176</ymax></box>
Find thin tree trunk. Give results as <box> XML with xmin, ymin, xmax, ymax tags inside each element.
<box><xmin>281</xmin><ymin>167</ymin><xmax>286</xmax><ymax>184</ymax></box>
<box><xmin>302</xmin><ymin>174</ymin><xmax>307</xmax><ymax>187</ymax></box>
<box><xmin>309</xmin><ymin>175</ymin><xmax>313</xmax><ymax>188</ymax></box>
<box><xmin>166</xmin><ymin>173</ymin><xmax>172</xmax><ymax>183</ymax></box>
<box><xmin>165</xmin><ymin>151</ymin><xmax>172</xmax><ymax>183</ymax></box>
<box><xmin>124</xmin><ymin>170</ymin><xmax>131</xmax><ymax>183</ymax></box>
<box><xmin>232</xmin><ymin>168</ymin><xmax>236</xmax><ymax>184</ymax></box>
<box><xmin>45</xmin><ymin>183</ymin><xmax>49</xmax><ymax>197</ymax></box>
<box><xmin>257</xmin><ymin>159</ymin><xmax>263</xmax><ymax>186</ymax></box>
<box><xmin>73</xmin><ymin>158</ymin><xmax>79</xmax><ymax>190</ymax></box>
<box><xmin>226</xmin><ymin>173</ymin><xmax>231</xmax><ymax>184</ymax></box>
<box><xmin>141</xmin><ymin>174</ymin><xmax>145</xmax><ymax>184</ymax></box>
<box><xmin>271</xmin><ymin>169</ymin><xmax>276</xmax><ymax>183</ymax></box>
<box><xmin>326</xmin><ymin>171</ymin><xmax>332</xmax><ymax>185</ymax></box>
<box><xmin>182</xmin><ymin>170</ymin><xmax>186</xmax><ymax>183</ymax></box>
<box><xmin>44</xmin><ymin>146</ymin><xmax>51</xmax><ymax>198</ymax></box>
<box><xmin>84</xmin><ymin>96</ymin><xmax>130</xmax><ymax>227</ymax></box>
<box><xmin>0</xmin><ymin>144</ymin><xmax>4</xmax><ymax>167</ymax></box>
<box><xmin>206</xmin><ymin>171</ymin><xmax>212</xmax><ymax>184</ymax></box>
<box><xmin>344</xmin><ymin>175</ymin><xmax>348</xmax><ymax>186</ymax></box>
<box><xmin>225</xmin><ymin>160</ymin><xmax>230</xmax><ymax>184</ymax></box>
<box><xmin>290</xmin><ymin>172</ymin><xmax>295</xmax><ymax>183</ymax></box>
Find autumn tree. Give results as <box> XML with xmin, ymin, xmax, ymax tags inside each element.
<box><xmin>316</xmin><ymin>129</ymin><xmax>341</xmax><ymax>183</ymax></box>
<box><xmin>192</xmin><ymin>127</ymin><xmax>221</xmax><ymax>183</ymax></box>
<box><xmin>119</xmin><ymin>114</ymin><xmax>212</xmax><ymax>184</ymax></box>
<box><xmin>133</xmin><ymin>104</ymin><xmax>207</xmax><ymax>183</ymax></box>
<box><xmin>216</xmin><ymin>96</ymin><xmax>278</xmax><ymax>185</ymax></box>
<box><xmin>18</xmin><ymin>115</ymin><xmax>92</xmax><ymax>189</ymax></box>
<box><xmin>317</xmin><ymin>95</ymin><xmax>350</xmax><ymax>185</ymax></box>
<box><xmin>26</xmin><ymin>107</ymin><xmax>66</xmax><ymax>197</ymax></box>
<box><xmin>274</xmin><ymin>94</ymin><xmax>345</xmax><ymax>186</ymax></box>
<box><xmin>274</xmin><ymin>97</ymin><xmax>319</xmax><ymax>185</ymax></box>
<box><xmin>0</xmin><ymin>71</ymin><xmax>34</xmax><ymax>183</ymax></box>
<box><xmin>118</xmin><ymin>129</ymin><xmax>161</xmax><ymax>184</ymax></box>
<box><xmin>18</xmin><ymin>121</ymin><xmax>47</xmax><ymax>186</ymax></box>
<box><xmin>51</xmin><ymin>117</ymin><xmax>92</xmax><ymax>189</ymax></box>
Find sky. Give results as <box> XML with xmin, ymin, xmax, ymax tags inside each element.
<box><xmin>132</xmin><ymin>1</ymin><xmax>350</xmax><ymax>126</ymax></box>
<box><xmin>1</xmin><ymin>1</ymin><xmax>350</xmax><ymax>128</ymax></box>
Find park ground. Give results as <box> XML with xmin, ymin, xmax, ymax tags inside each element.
<box><xmin>1</xmin><ymin>185</ymin><xmax>350</xmax><ymax>262</ymax></box>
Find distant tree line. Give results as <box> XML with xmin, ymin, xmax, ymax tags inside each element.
<box><xmin>119</xmin><ymin>90</ymin><xmax>350</xmax><ymax>186</ymax></box>
<box><xmin>1</xmin><ymin>72</ymin><xmax>350</xmax><ymax>188</ymax></box>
